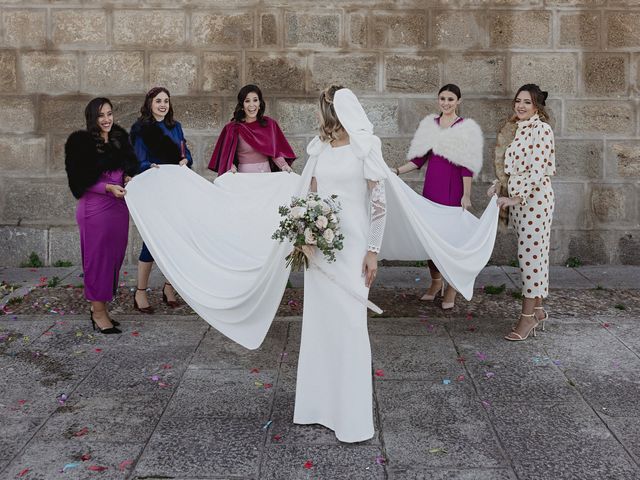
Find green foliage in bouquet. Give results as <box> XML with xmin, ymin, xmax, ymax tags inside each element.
<box><xmin>272</xmin><ymin>192</ymin><xmax>345</xmax><ymax>271</ymax></box>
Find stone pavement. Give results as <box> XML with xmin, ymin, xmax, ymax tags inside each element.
<box><xmin>0</xmin><ymin>266</ymin><xmax>639</xmax><ymax>479</ymax></box>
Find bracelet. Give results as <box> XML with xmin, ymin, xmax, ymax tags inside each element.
<box><xmin>394</xmin><ymin>167</ymin><xmax>400</xmax><ymax>175</ymax></box>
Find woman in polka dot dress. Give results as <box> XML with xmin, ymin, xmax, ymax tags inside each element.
<box><xmin>488</xmin><ymin>84</ymin><xmax>556</xmax><ymax>341</ymax></box>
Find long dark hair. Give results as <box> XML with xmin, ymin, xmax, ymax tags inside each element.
<box><xmin>138</xmin><ymin>86</ymin><xmax>175</xmax><ymax>127</ymax></box>
<box><xmin>513</xmin><ymin>83</ymin><xmax>549</xmax><ymax>122</ymax></box>
<box><xmin>233</xmin><ymin>84</ymin><xmax>267</xmax><ymax>126</ymax></box>
<box><xmin>438</xmin><ymin>83</ymin><xmax>462</xmax><ymax>99</ymax></box>
<box><xmin>84</xmin><ymin>97</ymin><xmax>113</xmax><ymax>146</ymax></box>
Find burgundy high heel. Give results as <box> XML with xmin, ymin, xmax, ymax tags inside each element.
<box><xmin>133</xmin><ymin>288</ymin><xmax>155</xmax><ymax>314</ymax></box>
<box><xmin>162</xmin><ymin>283</ymin><xmax>179</xmax><ymax>308</ymax></box>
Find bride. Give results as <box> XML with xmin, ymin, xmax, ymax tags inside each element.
<box><xmin>124</xmin><ymin>87</ymin><xmax>499</xmax><ymax>443</ymax></box>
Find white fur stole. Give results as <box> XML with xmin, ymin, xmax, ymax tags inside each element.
<box><xmin>406</xmin><ymin>115</ymin><xmax>484</xmax><ymax>176</ymax></box>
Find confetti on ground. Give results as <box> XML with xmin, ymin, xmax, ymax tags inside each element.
<box><xmin>161</xmin><ymin>364</ymin><xmax>172</xmax><ymax>369</ymax></box>
<box><xmin>264</xmin><ymin>383</ymin><xmax>273</xmax><ymax>389</ymax></box>
<box><xmin>375</xmin><ymin>455</ymin><xmax>386</xmax><ymax>465</ymax></box>
<box><xmin>485</xmin><ymin>372</ymin><xmax>495</xmax><ymax>379</ymax></box>
<box><xmin>456</xmin><ymin>375</ymin><xmax>465</xmax><ymax>381</ymax></box>
<box><xmin>457</xmin><ymin>357</ymin><xmax>466</xmax><ymax>363</ymax></box>
<box><xmin>81</xmin><ymin>454</ymin><xmax>91</xmax><ymax>461</ymax></box>
<box><xmin>466</xmin><ymin>312</ymin><xmax>473</xmax><ymax>321</ymax></box>
<box><xmin>73</xmin><ymin>427</ymin><xmax>89</xmax><ymax>437</ymax></box>
<box><xmin>273</xmin><ymin>434</ymin><xmax>282</xmax><ymax>441</ymax></box>
<box><xmin>87</xmin><ymin>465</ymin><xmax>108</xmax><ymax>472</ymax></box>
<box><xmin>262</xmin><ymin>420</ymin><xmax>273</xmax><ymax>430</ymax></box>
<box><xmin>62</xmin><ymin>462</ymin><xmax>81</xmax><ymax>472</ymax></box>
<box><xmin>428</xmin><ymin>447</ymin><xmax>447</xmax><ymax>454</ymax></box>
<box><xmin>255</xmin><ymin>381</ymin><xmax>263</xmax><ymax>387</ymax></box>
<box><xmin>151</xmin><ymin>375</ymin><xmax>160</xmax><ymax>382</ymax></box>
<box><xmin>287</xmin><ymin>300</ymin><xmax>299</xmax><ymax>308</ymax></box>
<box><xmin>94</xmin><ymin>348</ymin><xmax>102</xmax><ymax>353</ymax></box>
<box><xmin>476</xmin><ymin>352</ymin><xmax>487</xmax><ymax>361</ymax></box>
<box><xmin>17</xmin><ymin>468</ymin><xmax>30</xmax><ymax>477</ymax></box>
<box><xmin>250</xmin><ymin>368</ymin><xmax>260</xmax><ymax>373</ymax></box>
<box><xmin>131</xmin><ymin>331</ymin><xmax>140</xmax><ymax>337</ymax></box>
<box><xmin>303</xmin><ymin>460</ymin><xmax>314</xmax><ymax>469</ymax></box>
<box><xmin>158</xmin><ymin>382</ymin><xmax>170</xmax><ymax>388</ymax></box>
<box><xmin>57</xmin><ymin>393</ymin><xmax>68</xmax><ymax>405</ymax></box>
<box><xmin>374</xmin><ymin>369</ymin><xmax>385</xmax><ymax>377</ymax></box>
<box><xmin>442</xmin><ymin>379</ymin><xmax>451</xmax><ymax>385</ymax></box>
<box><xmin>467</xmin><ymin>326</ymin><xmax>477</xmax><ymax>332</ymax></box>
<box><xmin>481</xmin><ymin>400</ymin><xmax>491</xmax><ymax>409</ymax></box>
<box><xmin>280</xmin><ymin>352</ymin><xmax>288</xmax><ymax>361</ymax></box>
<box><xmin>118</xmin><ymin>460</ymin><xmax>133</xmax><ymax>471</ymax></box>
<box><xmin>603</xmin><ymin>323</ymin><xmax>611</xmax><ymax>328</ymax></box>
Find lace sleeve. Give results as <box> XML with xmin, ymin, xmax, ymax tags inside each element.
<box><xmin>367</xmin><ymin>180</ymin><xmax>387</xmax><ymax>253</ymax></box>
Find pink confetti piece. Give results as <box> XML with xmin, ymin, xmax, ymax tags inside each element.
<box><xmin>466</xmin><ymin>312</ymin><xmax>473</xmax><ymax>321</ymax></box>
<box><xmin>485</xmin><ymin>372</ymin><xmax>495</xmax><ymax>379</ymax></box>
<box><xmin>57</xmin><ymin>393</ymin><xmax>68</xmax><ymax>405</ymax></box>
<box><xmin>150</xmin><ymin>375</ymin><xmax>160</xmax><ymax>382</ymax></box>
<box><xmin>73</xmin><ymin>427</ymin><xmax>89</xmax><ymax>437</ymax></box>
<box><xmin>158</xmin><ymin>382</ymin><xmax>170</xmax><ymax>387</ymax></box>
<box><xmin>481</xmin><ymin>400</ymin><xmax>491</xmax><ymax>409</ymax></box>
<box><xmin>94</xmin><ymin>348</ymin><xmax>102</xmax><ymax>353</ymax></box>
<box><xmin>81</xmin><ymin>454</ymin><xmax>91</xmax><ymax>461</ymax></box>
<box><xmin>456</xmin><ymin>374</ymin><xmax>465</xmax><ymax>382</ymax></box>
<box><xmin>602</xmin><ymin>323</ymin><xmax>611</xmax><ymax>328</ymax></box>
<box><xmin>476</xmin><ymin>352</ymin><xmax>487</xmax><ymax>361</ymax></box>
<box><xmin>303</xmin><ymin>460</ymin><xmax>313</xmax><ymax>469</ymax></box>
<box><xmin>87</xmin><ymin>465</ymin><xmax>108</xmax><ymax>472</ymax></box>
<box><xmin>287</xmin><ymin>300</ymin><xmax>299</xmax><ymax>308</ymax></box>
<box><xmin>250</xmin><ymin>368</ymin><xmax>260</xmax><ymax>373</ymax></box>
<box><xmin>118</xmin><ymin>460</ymin><xmax>133</xmax><ymax>471</ymax></box>
<box><xmin>457</xmin><ymin>356</ymin><xmax>466</xmax><ymax>363</ymax></box>
<box><xmin>18</xmin><ymin>400</ymin><xmax>27</xmax><ymax>406</ymax></box>
<box><xmin>264</xmin><ymin>383</ymin><xmax>273</xmax><ymax>389</ymax></box>
<box><xmin>374</xmin><ymin>369</ymin><xmax>385</xmax><ymax>377</ymax></box>
<box><xmin>273</xmin><ymin>434</ymin><xmax>282</xmax><ymax>441</ymax></box>
<box><xmin>131</xmin><ymin>331</ymin><xmax>140</xmax><ymax>337</ymax></box>
<box><xmin>161</xmin><ymin>364</ymin><xmax>172</xmax><ymax>369</ymax></box>
<box><xmin>18</xmin><ymin>468</ymin><xmax>30</xmax><ymax>477</ymax></box>
<box><xmin>375</xmin><ymin>455</ymin><xmax>386</xmax><ymax>465</ymax></box>
<box><xmin>467</xmin><ymin>326</ymin><xmax>477</xmax><ymax>332</ymax></box>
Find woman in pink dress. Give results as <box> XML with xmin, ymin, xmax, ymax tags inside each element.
<box><xmin>208</xmin><ymin>84</ymin><xmax>296</xmax><ymax>174</ymax></box>
<box><xmin>394</xmin><ymin>84</ymin><xmax>484</xmax><ymax>309</ymax></box>
<box><xmin>65</xmin><ymin>98</ymin><xmax>138</xmax><ymax>333</ymax></box>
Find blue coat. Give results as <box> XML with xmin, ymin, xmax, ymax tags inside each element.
<box><xmin>130</xmin><ymin>119</ymin><xmax>193</xmax><ymax>172</ymax></box>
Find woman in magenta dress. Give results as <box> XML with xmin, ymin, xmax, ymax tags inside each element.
<box><xmin>65</xmin><ymin>97</ymin><xmax>138</xmax><ymax>333</ymax></box>
<box><xmin>208</xmin><ymin>84</ymin><xmax>296</xmax><ymax>174</ymax></box>
<box><xmin>394</xmin><ymin>84</ymin><xmax>483</xmax><ymax>309</ymax></box>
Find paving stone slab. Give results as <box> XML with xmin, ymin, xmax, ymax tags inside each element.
<box><xmin>601</xmin><ymin>416</ymin><xmax>640</xmax><ymax>464</ymax></box>
<box><xmin>32</xmin><ymin>394</ymin><xmax>164</xmax><ymax>444</ymax></box>
<box><xmin>75</xmin><ymin>346</ymin><xmax>194</xmax><ymax>399</ymax></box>
<box><xmin>0</xmin><ymin>266</ymin><xmax>80</xmax><ymax>287</ymax></box>
<box><xmin>564</xmin><ymin>368</ymin><xmax>640</xmax><ymax>417</ymax></box>
<box><xmin>488</xmin><ymin>401</ymin><xmax>638</xmax><ymax>479</ymax></box>
<box><xmin>114</xmin><ymin>317</ymin><xmax>208</xmax><ymax>347</ymax></box>
<box><xmin>164</xmin><ymin>368</ymin><xmax>276</xmax><ymax>419</ymax></box>
<box><xmin>376</xmin><ymin>381</ymin><xmax>506</xmax><ymax>470</ymax></box>
<box><xmin>542</xmin><ymin>322</ymin><xmax>640</xmax><ymax>372</ymax></box>
<box><xmin>577</xmin><ymin>266</ymin><xmax>640</xmax><ymax>289</ymax></box>
<box><xmin>368</xmin><ymin>317</ymin><xmax>452</xmax><ymax>337</ymax></box>
<box><xmin>191</xmin><ymin>321</ymin><xmax>288</xmax><ymax>370</ymax></box>
<box><xmin>371</xmin><ymin>335</ymin><xmax>464</xmax><ymax>381</ymax></box>
<box><xmin>0</xmin><ymin>415</ymin><xmax>46</xmax><ymax>470</ymax></box>
<box><xmin>388</xmin><ymin>468</ymin><xmax>517</xmax><ymax>480</ymax></box>
<box><xmin>1</xmin><ymin>440</ymin><xmax>143</xmax><ymax>480</ymax></box>
<box><xmin>0</xmin><ymin>319</ymin><xmax>57</xmax><ymax>355</ymax></box>
<box><xmin>260</xmin><ymin>444</ymin><xmax>385</xmax><ymax>479</ymax></box>
<box><xmin>133</xmin><ymin>417</ymin><xmax>264</xmax><ymax>478</ymax></box>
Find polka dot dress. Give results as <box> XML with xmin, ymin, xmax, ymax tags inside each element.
<box><xmin>504</xmin><ymin>114</ymin><xmax>556</xmax><ymax>298</ymax></box>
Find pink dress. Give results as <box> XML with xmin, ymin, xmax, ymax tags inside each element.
<box><xmin>236</xmin><ymin>136</ymin><xmax>287</xmax><ymax>173</ymax></box>
<box><xmin>410</xmin><ymin>117</ymin><xmax>473</xmax><ymax>207</ymax></box>
<box><xmin>76</xmin><ymin>169</ymin><xmax>129</xmax><ymax>302</ymax></box>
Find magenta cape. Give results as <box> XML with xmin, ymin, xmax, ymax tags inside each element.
<box><xmin>208</xmin><ymin>116</ymin><xmax>296</xmax><ymax>174</ymax></box>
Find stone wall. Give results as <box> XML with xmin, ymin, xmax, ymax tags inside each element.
<box><xmin>0</xmin><ymin>0</ymin><xmax>638</xmax><ymax>266</ymax></box>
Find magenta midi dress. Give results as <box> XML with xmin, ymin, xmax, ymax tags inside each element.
<box><xmin>76</xmin><ymin>169</ymin><xmax>129</xmax><ymax>302</ymax></box>
<box><xmin>410</xmin><ymin>117</ymin><xmax>473</xmax><ymax>207</ymax></box>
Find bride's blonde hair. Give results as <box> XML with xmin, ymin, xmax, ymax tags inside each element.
<box><xmin>318</xmin><ymin>85</ymin><xmax>345</xmax><ymax>143</ymax></box>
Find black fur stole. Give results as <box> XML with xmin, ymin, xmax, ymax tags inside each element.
<box><xmin>65</xmin><ymin>124</ymin><xmax>138</xmax><ymax>199</ymax></box>
<box><xmin>130</xmin><ymin>121</ymin><xmax>182</xmax><ymax>165</ymax></box>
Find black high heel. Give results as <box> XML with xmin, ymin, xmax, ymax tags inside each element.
<box><xmin>90</xmin><ymin>313</ymin><xmax>121</xmax><ymax>335</ymax></box>
<box><xmin>162</xmin><ymin>283</ymin><xmax>179</xmax><ymax>308</ymax></box>
<box><xmin>90</xmin><ymin>307</ymin><xmax>119</xmax><ymax>326</ymax></box>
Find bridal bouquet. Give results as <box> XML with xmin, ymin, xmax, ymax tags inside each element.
<box><xmin>272</xmin><ymin>192</ymin><xmax>345</xmax><ymax>271</ymax></box>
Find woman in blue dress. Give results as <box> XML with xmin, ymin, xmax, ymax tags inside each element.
<box><xmin>130</xmin><ymin>86</ymin><xmax>193</xmax><ymax>312</ymax></box>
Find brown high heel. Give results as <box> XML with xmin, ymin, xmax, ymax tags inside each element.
<box><xmin>504</xmin><ymin>313</ymin><xmax>538</xmax><ymax>341</ymax></box>
<box><xmin>162</xmin><ymin>283</ymin><xmax>179</xmax><ymax>308</ymax></box>
<box><xmin>133</xmin><ymin>288</ymin><xmax>155</xmax><ymax>314</ymax></box>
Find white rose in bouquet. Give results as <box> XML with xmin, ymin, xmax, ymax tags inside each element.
<box><xmin>290</xmin><ymin>206</ymin><xmax>306</xmax><ymax>219</ymax></box>
<box><xmin>315</xmin><ymin>215</ymin><xmax>328</xmax><ymax>229</ymax></box>
<box><xmin>307</xmin><ymin>200</ymin><xmax>318</xmax><ymax>208</ymax></box>
<box><xmin>323</xmin><ymin>228</ymin><xmax>335</xmax><ymax>243</ymax></box>
<box><xmin>321</xmin><ymin>204</ymin><xmax>331</xmax><ymax>214</ymax></box>
<box><xmin>304</xmin><ymin>228</ymin><xmax>317</xmax><ymax>245</ymax></box>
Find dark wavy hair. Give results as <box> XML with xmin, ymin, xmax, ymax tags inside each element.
<box><xmin>84</xmin><ymin>97</ymin><xmax>113</xmax><ymax>149</ymax></box>
<box><xmin>233</xmin><ymin>84</ymin><xmax>267</xmax><ymax>126</ymax></box>
<box><xmin>438</xmin><ymin>83</ymin><xmax>462</xmax><ymax>99</ymax></box>
<box><xmin>138</xmin><ymin>86</ymin><xmax>175</xmax><ymax>127</ymax></box>
<box><xmin>513</xmin><ymin>83</ymin><xmax>550</xmax><ymax>122</ymax></box>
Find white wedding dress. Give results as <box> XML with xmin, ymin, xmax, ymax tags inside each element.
<box><xmin>124</xmin><ymin>89</ymin><xmax>500</xmax><ymax>443</ymax></box>
<box><xmin>293</xmin><ymin>141</ymin><xmax>386</xmax><ymax>442</ymax></box>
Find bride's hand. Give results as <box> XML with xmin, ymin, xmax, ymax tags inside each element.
<box><xmin>362</xmin><ymin>251</ymin><xmax>378</xmax><ymax>288</ymax></box>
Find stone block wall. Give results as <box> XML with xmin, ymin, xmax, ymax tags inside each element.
<box><xmin>0</xmin><ymin>0</ymin><xmax>638</xmax><ymax>266</ymax></box>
